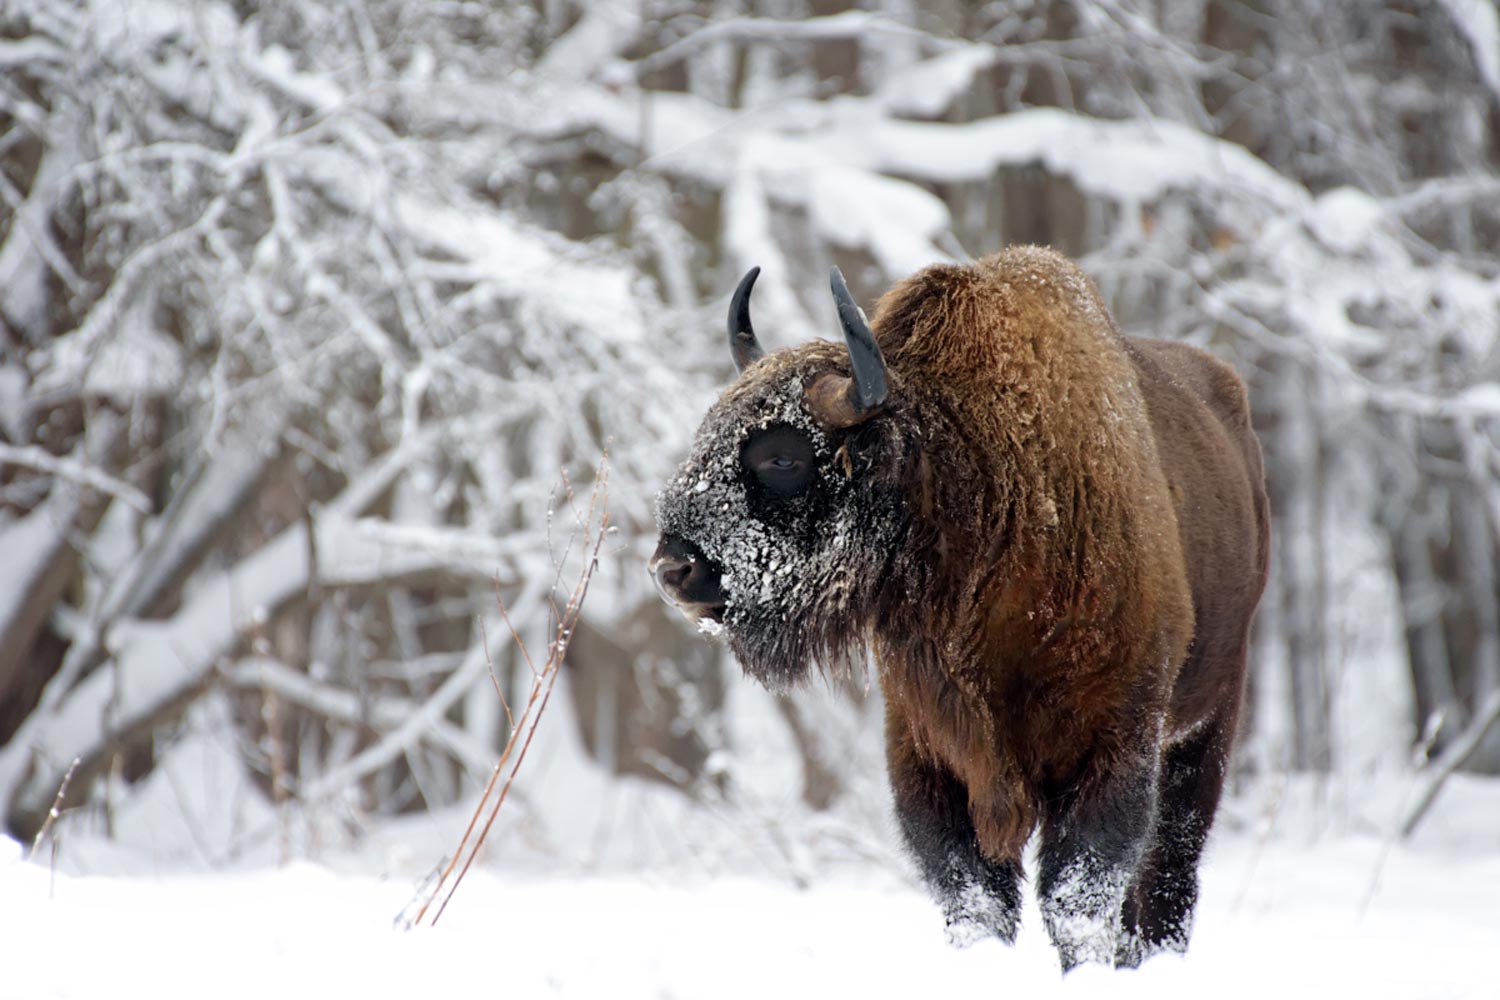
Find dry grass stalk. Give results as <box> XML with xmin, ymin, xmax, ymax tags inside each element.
<box><xmin>408</xmin><ymin>460</ymin><xmax>610</xmax><ymax>927</ymax></box>
<box><xmin>27</xmin><ymin>756</ymin><xmax>80</xmax><ymax>862</ymax></box>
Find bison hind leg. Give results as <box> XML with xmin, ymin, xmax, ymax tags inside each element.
<box><xmin>1116</xmin><ymin>709</ymin><xmax>1234</xmax><ymax>967</ymax></box>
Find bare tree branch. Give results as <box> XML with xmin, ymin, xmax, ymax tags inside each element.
<box><xmin>1401</xmin><ymin>691</ymin><xmax>1500</xmax><ymax>838</ymax></box>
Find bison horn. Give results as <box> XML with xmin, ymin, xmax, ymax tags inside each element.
<box><xmin>728</xmin><ymin>266</ymin><xmax>765</xmax><ymax>373</ymax></box>
<box><xmin>807</xmin><ymin>267</ymin><xmax>889</xmax><ymax>428</ymax></box>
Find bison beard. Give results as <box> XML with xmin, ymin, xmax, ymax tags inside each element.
<box><xmin>652</xmin><ymin>246</ymin><xmax>1270</xmax><ymax>972</ymax></box>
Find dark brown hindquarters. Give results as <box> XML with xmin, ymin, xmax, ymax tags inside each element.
<box><xmin>1114</xmin><ymin>337</ymin><xmax>1271</xmax><ymax>966</ymax></box>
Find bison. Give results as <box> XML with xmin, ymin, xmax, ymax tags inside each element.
<box><xmin>650</xmin><ymin>246</ymin><xmax>1269</xmax><ymax>970</ymax></box>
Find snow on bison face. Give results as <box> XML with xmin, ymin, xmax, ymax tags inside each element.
<box><xmin>650</xmin><ymin>269</ymin><xmax>900</xmax><ymax>689</ymax></box>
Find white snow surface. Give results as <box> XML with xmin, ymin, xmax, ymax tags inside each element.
<box><xmin>4</xmin><ymin>771</ymin><xmax>1497</xmax><ymax>998</ymax></box>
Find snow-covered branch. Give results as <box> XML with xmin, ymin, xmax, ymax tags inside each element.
<box><xmin>226</xmin><ymin>657</ymin><xmax>497</xmax><ymax>782</ymax></box>
<box><xmin>631</xmin><ymin>10</ymin><xmax>964</xmax><ymax>83</ymax></box>
<box><xmin>1</xmin><ymin>500</ymin><xmax>524</xmax><ymax>825</ymax></box>
<box><xmin>0</xmin><ymin>444</ymin><xmax>150</xmax><ymax>512</ymax></box>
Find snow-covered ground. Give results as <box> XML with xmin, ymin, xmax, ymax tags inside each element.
<box><xmin>4</xmin><ymin>774</ymin><xmax>1497</xmax><ymax>999</ymax></box>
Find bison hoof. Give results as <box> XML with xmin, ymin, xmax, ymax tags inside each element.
<box><xmin>1114</xmin><ymin>926</ymin><xmax>1187</xmax><ymax>969</ymax></box>
<box><xmin>1047</xmin><ymin>922</ymin><xmax>1117</xmax><ymax>973</ymax></box>
<box><xmin>941</xmin><ymin>883</ymin><xmax>1018</xmax><ymax>948</ymax></box>
<box><xmin>1114</xmin><ymin>928</ymin><xmax>1146</xmax><ymax>969</ymax></box>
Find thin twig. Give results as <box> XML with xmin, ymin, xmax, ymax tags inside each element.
<box><xmin>27</xmin><ymin>756</ymin><xmax>80</xmax><ymax>862</ymax></box>
<box><xmin>437</xmin><ymin>509</ymin><xmax>607</xmax><ymax>922</ymax></box>
<box><xmin>406</xmin><ymin>459</ymin><xmax>609</xmax><ymax>928</ymax></box>
<box><xmin>479</xmin><ymin>608</ymin><xmax>516</xmax><ymax>733</ymax></box>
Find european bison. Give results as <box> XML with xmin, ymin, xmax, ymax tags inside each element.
<box><xmin>650</xmin><ymin>246</ymin><xmax>1269</xmax><ymax>970</ymax></box>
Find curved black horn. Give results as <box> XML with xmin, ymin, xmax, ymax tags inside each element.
<box><xmin>728</xmin><ymin>267</ymin><xmax>765</xmax><ymax>373</ymax></box>
<box><xmin>829</xmin><ymin>266</ymin><xmax>888</xmax><ymax>410</ymax></box>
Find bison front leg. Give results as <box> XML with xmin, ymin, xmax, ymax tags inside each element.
<box><xmin>1037</xmin><ymin>747</ymin><xmax>1160</xmax><ymax>972</ymax></box>
<box><xmin>887</xmin><ymin>721</ymin><xmax>1022</xmax><ymax>947</ymax></box>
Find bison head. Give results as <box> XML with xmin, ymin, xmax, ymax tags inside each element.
<box><xmin>651</xmin><ymin>268</ymin><xmax>906</xmax><ymax>689</ymax></box>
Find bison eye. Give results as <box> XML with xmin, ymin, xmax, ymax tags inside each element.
<box><xmin>742</xmin><ymin>425</ymin><xmax>817</xmax><ymax>498</ymax></box>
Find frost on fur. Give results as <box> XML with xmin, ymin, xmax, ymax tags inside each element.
<box><xmin>1040</xmin><ymin>850</ymin><xmax>1134</xmax><ymax>971</ymax></box>
<box><xmin>653</xmin><ymin>359</ymin><xmax>901</xmax><ymax>688</ymax></box>
<box><xmin>940</xmin><ymin>873</ymin><xmax>1019</xmax><ymax>948</ymax></box>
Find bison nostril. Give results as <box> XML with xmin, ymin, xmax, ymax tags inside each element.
<box><xmin>655</xmin><ymin>556</ymin><xmax>691</xmax><ymax>593</ymax></box>
<box><xmin>650</xmin><ymin>535</ymin><xmax>726</xmax><ymax>613</ymax></box>
<box><xmin>653</xmin><ymin>553</ymin><xmax>716</xmax><ymax>604</ymax></box>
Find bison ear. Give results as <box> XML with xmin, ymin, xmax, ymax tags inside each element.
<box><xmin>728</xmin><ymin>267</ymin><xmax>765</xmax><ymax>373</ymax></box>
<box><xmin>806</xmin><ymin>267</ymin><xmax>889</xmax><ymax>428</ymax></box>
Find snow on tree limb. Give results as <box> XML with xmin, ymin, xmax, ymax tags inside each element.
<box><xmin>858</xmin><ymin>109</ymin><xmax>1309</xmax><ymax>215</ymax></box>
<box><xmin>1434</xmin><ymin>0</ymin><xmax>1500</xmax><ymax>101</ymax></box>
<box><xmin>227</xmin><ymin>657</ymin><xmax>497</xmax><ymax>788</ymax></box>
<box><xmin>630</xmin><ymin>11</ymin><xmax>964</xmax><ymax>81</ymax></box>
<box><xmin>536</xmin><ymin>1</ymin><xmax>644</xmax><ymax>82</ymax></box>
<box><xmin>0</xmin><ymin>501</ymin><xmax>524</xmax><ymax>826</ymax></box>
<box><xmin>0</xmin><ymin>444</ymin><xmax>150</xmax><ymax>513</ymax></box>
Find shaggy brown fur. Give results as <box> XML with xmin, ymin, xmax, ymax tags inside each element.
<box><xmin>874</xmin><ymin>251</ymin><xmax>1264</xmax><ymax>814</ymax></box>
<box><xmin>875</xmin><ymin>250</ymin><xmax>1191</xmax><ymax>854</ymax></box>
<box><xmin>864</xmin><ymin>247</ymin><xmax>1268</xmax><ymax>966</ymax></box>
<box><xmin>652</xmin><ymin>245</ymin><xmax>1270</xmax><ymax>970</ymax></box>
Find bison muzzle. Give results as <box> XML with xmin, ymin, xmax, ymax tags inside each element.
<box><xmin>651</xmin><ymin>246</ymin><xmax>1270</xmax><ymax>971</ymax></box>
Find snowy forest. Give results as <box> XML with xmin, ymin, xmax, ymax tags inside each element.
<box><xmin>2</xmin><ymin>3</ymin><xmax>1500</xmax><ymax>990</ymax></box>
